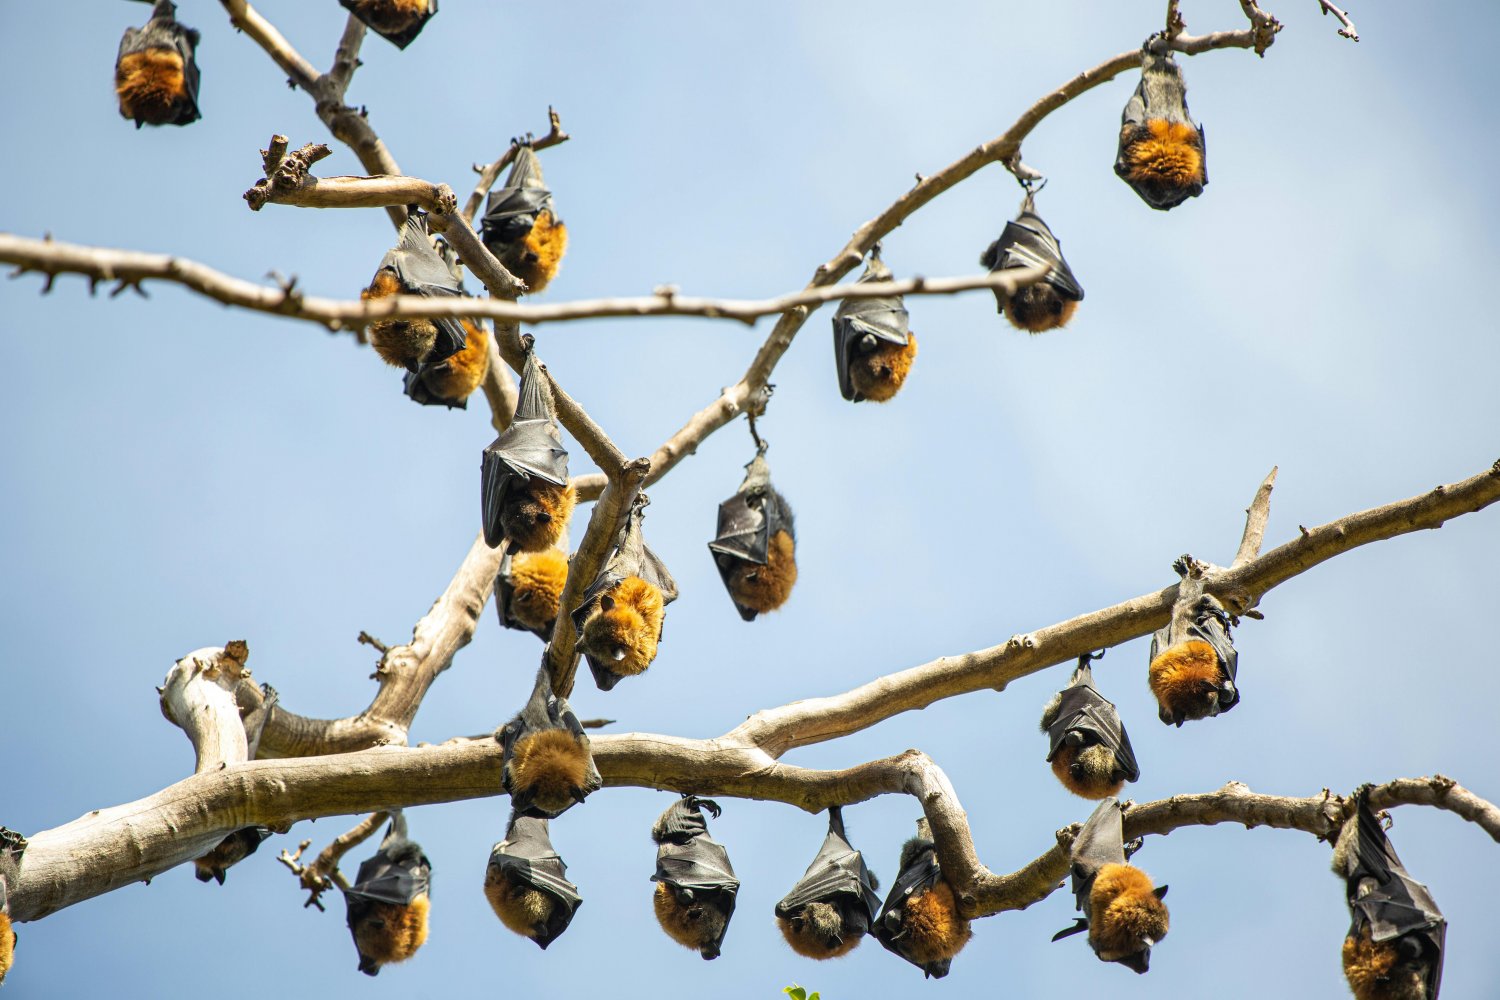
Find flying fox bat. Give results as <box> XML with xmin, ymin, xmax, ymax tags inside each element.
<box><xmin>497</xmin><ymin>665</ymin><xmax>601</xmax><ymax>818</ymax></box>
<box><xmin>1332</xmin><ymin>787</ymin><xmax>1446</xmax><ymax>1000</ymax></box>
<box><xmin>832</xmin><ymin>247</ymin><xmax>917</xmax><ymax>403</ymax></box>
<box><xmin>979</xmin><ymin>190</ymin><xmax>1085</xmax><ymax>332</ymax></box>
<box><xmin>496</xmin><ymin>546</ymin><xmax>570</xmax><ymax>639</ymax></box>
<box><xmin>873</xmin><ymin>823</ymin><xmax>972</xmax><ymax>978</ymax></box>
<box><xmin>571</xmin><ymin>496</ymin><xmax>678</xmax><ymax>690</ymax></box>
<box><xmin>484</xmin><ymin>814</ymin><xmax>582</xmax><ymax>950</ymax></box>
<box><xmin>1148</xmin><ymin>558</ymin><xmax>1239</xmax><ymax>726</ymax></box>
<box><xmin>481</xmin><ymin>145</ymin><xmax>568</xmax><ymax>294</ymax></box>
<box><xmin>1052</xmin><ymin>797</ymin><xmax>1169</xmax><ymax>974</ymax></box>
<box><xmin>1116</xmin><ymin>42</ymin><xmax>1207</xmax><ymax>210</ymax></box>
<box><xmin>404</xmin><ymin>319</ymin><xmax>490</xmax><ymax>409</ymax></box>
<box><xmin>343</xmin><ymin>811</ymin><xmax>432</xmax><ymax>977</ymax></box>
<box><xmin>193</xmin><ymin>826</ymin><xmax>272</xmax><ymax>885</ymax></box>
<box><xmin>362</xmin><ymin>214</ymin><xmax>469</xmax><ymax>373</ymax></box>
<box><xmin>775</xmin><ymin>807</ymin><xmax>882</xmax><ymax>959</ymax></box>
<box><xmin>116</xmin><ymin>0</ymin><xmax>201</xmax><ymax>128</ymax></box>
<box><xmin>339</xmin><ymin>0</ymin><xmax>437</xmax><ymax>49</ymax></box>
<box><xmin>1040</xmin><ymin>651</ymin><xmax>1140</xmax><ymax>799</ymax></box>
<box><xmin>707</xmin><ymin>449</ymin><xmax>797</xmax><ymax>621</ymax></box>
<box><xmin>651</xmin><ymin>796</ymin><xmax>738</xmax><ymax>960</ymax></box>
<box><xmin>480</xmin><ymin>340</ymin><xmax>575</xmax><ymax>553</ymax></box>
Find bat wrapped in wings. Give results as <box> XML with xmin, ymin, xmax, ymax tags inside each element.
<box><xmin>115</xmin><ymin>0</ymin><xmax>201</xmax><ymax>129</ymax></box>
<box><xmin>1115</xmin><ymin>40</ymin><xmax>1207</xmax><ymax>210</ymax></box>
<box><xmin>497</xmin><ymin>664</ymin><xmax>601</xmax><ymax>818</ymax></box>
<box><xmin>1052</xmin><ymin>797</ymin><xmax>1169</xmax><ymax>974</ymax></box>
<box><xmin>1331</xmin><ymin>787</ymin><xmax>1446</xmax><ymax>1000</ymax></box>
<box><xmin>1040</xmin><ymin>651</ymin><xmax>1140</xmax><ymax>799</ymax></box>
<box><xmin>404</xmin><ymin>318</ymin><xmax>491</xmax><ymax>410</ymax></box>
<box><xmin>873</xmin><ymin>822</ymin><xmax>971</xmax><ymax>978</ymax></box>
<box><xmin>361</xmin><ymin>214</ymin><xmax>469</xmax><ymax>373</ymax></box>
<box><xmin>342</xmin><ymin>811</ymin><xmax>432</xmax><ymax>977</ymax></box>
<box><xmin>1148</xmin><ymin>557</ymin><xmax>1239</xmax><ymax>726</ymax></box>
<box><xmin>193</xmin><ymin>826</ymin><xmax>272</xmax><ymax>885</ymax></box>
<box><xmin>339</xmin><ymin>0</ymin><xmax>437</xmax><ymax>50</ymax></box>
<box><xmin>570</xmin><ymin>495</ymin><xmax>678</xmax><ymax>690</ymax></box>
<box><xmin>651</xmin><ymin>796</ymin><xmax>739</xmax><ymax>960</ymax></box>
<box><xmin>485</xmin><ymin>813</ymin><xmax>582</xmax><ymax>950</ymax></box>
<box><xmin>707</xmin><ymin>449</ymin><xmax>797</xmax><ymax>621</ymax></box>
<box><xmin>775</xmin><ymin>807</ymin><xmax>881</xmax><ymax>959</ymax></box>
<box><xmin>481</xmin><ymin>145</ymin><xmax>568</xmax><ymax>294</ymax></box>
<box><xmin>979</xmin><ymin>190</ymin><xmax>1084</xmax><ymax>333</ymax></box>
<box><xmin>832</xmin><ymin>247</ymin><xmax>917</xmax><ymax>403</ymax></box>
<box><xmin>496</xmin><ymin>545</ymin><xmax>570</xmax><ymax>640</ymax></box>
<box><xmin>480</xmin><ymin>339</ymin><xmax>576</xmax><ymax>554</ymax></box>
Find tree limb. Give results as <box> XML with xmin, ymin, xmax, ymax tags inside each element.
<box><xmin>1233</xmin><ymin>466</ymin><xmax>1278</xmax><ymax>567</ymax></box>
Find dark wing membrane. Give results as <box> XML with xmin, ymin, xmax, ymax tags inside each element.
<box><xmin>385</xmin><ymin>217</ymin><xmax>468</xmax><ymax>361</ymax></box>
<box><xmin>877</xmin><ymin>846</ymin><xmax>941</xmax><ymax>916</ymax></box>
<box><xmin>403</xmin><ymin>363</ymin><xmax>468</xmax><ymax>409</ymax></box>
<box><xmin>487</xmin><ymin>414</ymin><xmax>570</xmax><ymax>485</ymax></box>
<box><xmin>988</xmin><ymin>216</ymin><xmax>1084</xmax><ymax>301</ymax></box>
<box><xmin>1070</xmin><ymin>798</ymin><xmax>1127</xmax><ymax>888</ymax></box>
<box><xmin>654</xmin><ymin>837</ymin><xmax>740</xmax><ymax>893</ymax></box>
<box><xmin>491</xmin><ymin>819</ymin><xmax>582</xmax><ymax>910</ymax></box>
<box><xmin>480</xmin><ymin>447</ymin><xmax>520</xmax><ymax>548</ymax></box>
<box><xmin>338</xmin><ymin>0</ymin><xmax>436</xmax><ymax>49</ymax></box>
<box><xmin>641</xmin><ymin>541</ymin><xmax>678</xmax><ymax>605</ymax></box>
<box><xmin>345</xmin><ymin>852</ymin><xmax>431</xmax><ymax>906</ymax></box>
<box><xmin>1045</xmin><ymin>684</ymin><xmax>1140</xmax><ymax>782</ymax></box>
<box><xmin>482</xmin><ymin>187</ymin><xmax>553</xmax><ymax>246</ymax></box>
<box><xmin>708</xmin><ymin>492</ymin><xmax>768</xmax><ymax>566</ymax></box>
<box><xmin>776</xmin><ymin>828</ymin><xmax>880</xmax><ymax>920</ymax></box>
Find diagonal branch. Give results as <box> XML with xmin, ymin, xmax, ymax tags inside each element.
<box><xmin>1316</xmin><ymin>0</ymin><xmax>1359</xmax><ymax>41</ymax></box>
<box><xmin>1233</xmin><ymin>466</ymin><xmax>1279</xmax><ymax>567</ymax></box>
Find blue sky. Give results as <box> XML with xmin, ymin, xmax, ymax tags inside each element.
<box><xmin>1</xmin><ymin>1</ymin><xmax>1498</xmax><ymax>997</ymax></box>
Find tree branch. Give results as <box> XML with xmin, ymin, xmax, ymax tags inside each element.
<box><xmin>326</xmin><ymin>15</ymin><xmax>366</xmax><ymax>96</ymax></box>
<box><xmin>1316</xmin><ymin>0</ymin><xmax>1359</xmax><ymax>42</ymax></box>
<box><xmin>1233</xmin><ymin>466</ymin><xmax>1278</xmax><ymax>567</ymax></box>
<box><xmin>157</xmin><ymin>641</ymin><xmax>253</xmax><ymax>774</ymax></box>
<box><xmin>277</xmin><ymin>811</ymin><xmax>385</xmax><ymax>910</ymax></box>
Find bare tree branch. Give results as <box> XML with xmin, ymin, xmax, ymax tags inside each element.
<box><xmin>326</xmin><ymin>15</ymin><xmax>366</xmax><ymax>94</ymax></box>
<box><xmin>461</xmin><ymin>108</ymin><xmax>571</xmax><ymax>227</ymax></box>
<box><xmin>157</xmin><ymin>641</ymin><xmax>253</xmax><ymax>774</ymax></box>
<box><xmin>278</xmin><ymin>811</ymin><xmax>386</xmax><ymax>910</ymax></box>
<box><xmin>1316</xmin><ymin>0</ymin><xmax>1359</xmax><ymax>41</ymax></box>
<box><xmin>1233</xmin><ymin>466</ymin><xmax>1279</xmax><ymax>567</ymax></box>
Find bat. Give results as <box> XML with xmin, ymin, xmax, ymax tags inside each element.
<box><xmin>979</xmin><ymin>190</ymin><xmax>1085</xmax><ymax>333</ymax></box>
<box><xmin>1039</xmin><ymin>651</ymin><xmax>1140</xmax><ymax>799</ymax></box>
<box><xmin>338</xmin><ymin>0</ymin><xmax>437</xmax><ymax>50</ymax></box>
<box><xmin>774</xmin><ymin>806</ymin><xmax>882</xmax><ymax>959</ymax></box>
<box><xmin>1052</xmin><ymin>797</ymin><xmax>1169</xmax><ymax>974</ymax></box>
<box><xmin>832</xmin><ymin>247</ymin><xmax>917</xmax><ymax>403</ymax></box>
<box><xmin>497</xmin><ymin>665</ymin><xmax>601</xmax><ymax>818</ymax></box>
<box><xmin>193</xmin><ymin>826</ymin><xmax>272</xmax><ymax>885</ymax></box>
<box><xmin>496</xmin><ymin>546</ymin><xmax>570</xmax><ymax>639</ymax></box>
<box><xmin>1331</xmin><ymin>787</ymin><xmax>1445</xmax><ymax>1000</ymax></box>
<box><xmin>362</xmin><ymin>214</ymin><xmax>469</xmax><ymax>373</ymax></box>
<box><xmin>342</xmin><ymin>811</ymin><xmax>432</xmax><ymax>977</ymax></box>
<box><xmin>115</xmin><ymin>0</ymin><xmax>201</xmax><ymax>129</ymax></box>
<box><xmin>707</xmin><ymin>449</ymin><xmax>797</xmax><ymax>620</ymax></box>
<box><xmin>0</xmin><ymin>874</ymin><xmax>12</xmax><ymax>986</ymax></box>
<box><xmin>404</xmin><ymin>319</ymin><xmax>491</xmax><ymax>409</ymax></box>
<box><xmin>651</xmin><ymin>796</ymin><xmax>739</xmax><ymax>960</ymax></box>
<box><xmin>481</xmin><ymin>145</ymin><xmax>568</xmax><ymax>294</ymax></box>
<box><xmin>571</xmin><ymin>495</ymin><xmax>679</xmax><ymax>690</ymax></box>
<box><xmin>873</xmin><ymin>824</ymin><xmax>972</xmax><ymax>978</ymax></box>
<box><xmin>1148</xmin><ymin>560</ymin><xmax>1239</xmax><ymax>726</ymax></box>
<box><xmin>484</xmin><ymin>813</ymin><xmax>582</xmax><ymax>950</ymax></box>
<box><xmin>1115</xmin><ymin>43</ymin><xmax>1207</xmax><ymax>210</ymax></box>
<box><xmin>480</xmin><ymin>339</ymin><xmax>576</xmax><ymax>554</ymax></box>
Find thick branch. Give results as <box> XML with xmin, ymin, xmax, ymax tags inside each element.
<box><xmin>247</xmin><ymin>173</ymin><xmax>455</xmax><ymax>214</ymax></box>
<box><xmin>158</xmin><ymin>642</ymin><xmax>253</xmax><ymax>774</ymax></box>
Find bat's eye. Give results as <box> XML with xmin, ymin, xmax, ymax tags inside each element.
<box><xmin>611</xmin><ymin>646</ymin><xmax>628</xmax><ymax>662</ymax></box>
<box><xmin>536</xmin><ymin>511</ymin><xmax>552</xmax><ymax>523</ymax></box>
<box><xmin>599</xmin><ymin>595</ymin><xmax>616</xmax><ymax>612</ymax></box>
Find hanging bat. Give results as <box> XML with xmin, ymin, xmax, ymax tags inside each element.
<box><xmin>571</xmin><ymin>496</ymin><xmax>679</xmax><ymax>690</ymax></box>
<box><xmin>497</xmin><ymin>665</ymin><xmax>601</xmax><ymax>818</ymax></box>
<box><xmin>979</xmin><ymin>190</ymin><xmax>1085</xmax><ymax>333</ymax></box>
<box><xmin>1040</xmin><ymin>651</ymin><xmax>1140</xmax><ymax>799</ymax></box>
<box><xmin>774</xmin><ymin>806</ymin><xmax>882</xmax><ymax>959</ymax></box>
<box><xmin>873</xmin><ymin>822</ymin><xmax>972</xmax><ymax>978</ymax></box>
<box><xmin>0</xmin><ymin>874</ymin><xmax>12</xmax><ymax>986</ymax></box>
<box><xmin>193</xmin><ymin>826</ymin><xmax>272</xmax><ymax>885</ymax></box>
<box><xmin>362</xmin><ymin>214</ymin><xmax>469</xmax><ymax>373</ymax></box>
<box><xmin>1148</xmin><ymin>559</ymin><xmax>1239</xmax><ymax>726</ymax></box>
<box><xmin>1115</xmin><ymin>43</ymin><xmax>1207</xmax><ymax>210</ymax></box>
<box><xmin>480</xmin><ymin>340</ymin><xmax>576</xmax><ymax>554</ymax></box>
<box><xmin>343</xmin><ymin>811</ymin><xmax>432</xmax><ymax>977</ymax></box>
<box><xmin>481</xmin><ymin>145</ymin><xmax>568</xmax><ymax>294</ymax></box>
<box><xmin>404</xmin><ymin>319</ymin><xmax>491</xmax><ymax>409</ymax></box>
<box><xmin>1331</xmin><ymin>787</ymin><xmax>1446</xmax><ymax>1000</ymax></box>
<box><xmin>707</xmin><ymin>449</ymin><xmax>797</xmax><ymax>620</ymax></box>
<box><xmin>651</xmin><ymin>796</ymin><xmax>739</xmax><ymax>960</ymax></box>
<box><xmin>496</xmin><ymin>546</ymin><xmax>570</xmax><ymax>639</ymax></box>
<box><xmin>338</xmin><ymin>0</ymin><xmax>437</xmax><ymax>50</ymax></box>
<box><xmin>1052</xmin><ymin>797</ymin><xmax>1168</xmax><ymax>974</ymax></box>
<box><xmin>484</xmin><ymin>813</ymin><xmax>582</xmax><ymax>950</ymax></box>
<box><xmin>832</xmin><ymin>246</ymin><xmax>917</xmax><ymax>403</ymax></box>
<box><xmin>115</xmin><ymin>0</ymin><xmax>201</xmax><ymax>129</ymax></box>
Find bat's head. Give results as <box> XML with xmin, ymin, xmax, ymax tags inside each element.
<box><xmin>501</xmin><ymin>478</ymin><xmax>575</xmax><ymax>554</ymax></box>
<box><xmin>653</xmin><ymin>882</ymin><xmax>732</xmax><ymax>960</ymax></box>
<box><xmin>778</xmin><ymin>900</ymin><xmax>862</xmax><ymax>959</ymax></box>
<box><xmin>1004</xmin><ymin>283</ymin><xmax>1080</xmax><ymax>334</ymax></box>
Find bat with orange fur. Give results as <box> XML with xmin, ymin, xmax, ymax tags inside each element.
<box><xmin>651</xmin><ymin>796</ymin><xmax>739</xmax><ymax>960</ymax></box>
<box><xmin>571</xmin><ymin>495</ymin><xmax>678</xmax><ymax>690</ymax></box>
<box><xmin>0</xmin><ymin>873</ymin><xmax>13</xmax><ymax>986</ymax></box>
<box><xmin>342</xmin><ymin>811</ymin><xmax>432</xmax><ymax>977</ymax></box>
<box><xmin>115</xmin><ymin>0</ymin><xmax>201</xmax><ymax>129</ymax></box>
<box><xmin>481</xmin><ymin>145</ymin><xmax>568</xmax><ymax>294</ymax></box>
<box><xmin>362</xmin><ymin>215</ymin><xmax>469</xmax><ymax>373</ymax></box>
<box><xmin>980</xmin><ymin>190</ymin><xmax>1084</xmax><ymax>333</ymax></box>
<box><xmin>496</xmin><ymin>547</ymin><xmax>570</xmax><ymax>640</ymax></box>
<box><xmin>1053</xmin><ymin>797</ymin><xmax>1169</xmax><ymax>974</ymax></box>
<box><xmin>775</xmin><ymin>807</ymin><xmax>881</xmax><ymax>960</ymax></box>
<box><xmin>484</xmin><ymin>813</ymin><xmax>582</xmax><ymax>950</ymax></box>
<box><xmin>1041</xmin><ymin>651</ymin><xmax>1140</xmax><ymax>799</ymax></box>
<box><xmin>481</xmin><ymin>338</ymin><xmax>576</xmax><ymax>554</ymax></box>
<box><xmin>1147</xmin><ymin>556</ymin><xmax>1239</xmax><ymax>727</ymax></box>
<box><xmin>873</xmin><ymin>821</ymin><xmax>972</xmax><ymax>978</ymax></box>
<box><xmin>497</xmin><ymin>665</ymin><xmax>601</xmax><ymax>819</ymax></box>
<box><xmin>708</xmin><ymin>448</ymin><xmax>797</xmax><ymax>621</ymax></box>
<box><xmin>832</xmin><ymin>246</ymin><xmax>917</xmax><ymax>403</ymax></box>
<box><xmin>339</xmin><ymin>0</ymin><xmax>437</xmax><ymax>49</ymax></box>
<box><xmin>404</xmin><ymin>319</ymin><xmax>490</xmax><ymax>409</ymax></box>
<box><xmin>1116</xmin><ymin>41</ymin><xmax>1207</xmax><ymax>210</ymax></box>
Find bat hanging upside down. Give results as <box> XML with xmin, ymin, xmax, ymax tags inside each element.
<box><xmin>651</xmin><ymin>796</ymin><xmax>739</xmax><ymax>960</ymax></box>
<box><xmin>1053</xmin><ymin>797</ymin><xmax>1169</xmax><ymax>974</ymax></box>
<box><xmin>1115</xmin><ymin>41</ymin><xmax>1207</xmax><ymax>210</ymax></box>
<box><xmin>339</xmin><ymin>0</ymin><xmax>438</xmax><ymax>49</ymax></box>
<box><xmin>775</xmin><ymin>806</ymin><xmax>882</xmax><ymax>959</ymax></box>
<box><xmin>873</xmin><ymin>823</ymin><xmax>972</xmax><ymax>978</ymax></box>
<box><xmin>115</xmin><ymin>0</ymin><xmax>201</xmax><ymax>128</ymax></box>
<box><xmin>1040</xmin><ymin>651</ymin><xmax>1140</xmax><ymax>799</ymax></box>
<box><xmin>831</xmin><ymin>246</ymin><xmax>917</xmax><ymax>403</ymax></box>
<box><xmin>498</xmin><ymin>665</ymin><xmax>601</xmax><ymax>818</ymax></box>
<box><xmin>342</xmin><ymin>811</ymin><xmax>432</xmax><ymax>976</ymax></box>
<box><xmin>484</xmin><ymin>813</ymin><xmax>582</xmax><ymax>950</ymax></box>
<box><xmin>708</xmin><ymin>448</ymin><xmax>798</xmax><ymax>620</ymax></box>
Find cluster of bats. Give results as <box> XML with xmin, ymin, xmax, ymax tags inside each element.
<box><xmin>102</xmin><ymin>6</ymin><xmax>1450</xmax><ymax>995</ymax></box>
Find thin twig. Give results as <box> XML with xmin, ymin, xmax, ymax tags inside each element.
<box><xmin>1233</xmin><ymin>466</ymin><xmax>1279</xmax><ymax>567</ymax></box>
<box><xmin>1316</xmin><ymin>0</ymin><xmax>1359</xmax><ymax>41</ymax></box>
<box><xmin>461</xmin><ymin>108</ymin><xmax>571</xmax><ymax>227</ymax></box>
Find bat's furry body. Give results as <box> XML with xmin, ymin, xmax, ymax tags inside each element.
<box><xmin>192</xmin><ymin>827</ymin><xmax>269</xmax><ymax>885</ymax></box>
<box><xmin>1149</xmin><ymin>638</ymin><xmax>1225</xmax><ymax>724</ymax></box>
<box><xmin>774</xmin><ymin>807</ymin><xmax>881</xmax><ymax>960</ymax></box>
<box><xmin>726</xmin><ymin>528</ymin><xmax>797</xmax><ymax>614</ymax></box>
<box><xmin>485</xmin><ymin>870</ymin><xmax>557</xmax><ymax>941</ymax></box>
<box><xmin>364</xmin><ymin>269</ymin><xmax>438</xmax><ymax>370</ymax></box>
<box><xmin>654</xmin><ymin>881</ymin><xmax>730</xmax><ymax>957</ymax></box>
<box><xmin>501</xmin><ymin>479</ymin><xmax>576</xmax><ymax>554</ymax></box>
<box><xmin>1115</xmin><ymin>47</ymin><xmax>1207</xmax><ymax>210</ymax></box>
<box><xmin>116</xmin><ymin>50</ymin><xmax>188</xmax><ymax>125</ymax></box>
<box><xmin>579</xmin><ymin>576</ymin><xmax>665</xmax><ymax>677</ymax></box>
<box><xmin>504</xmin><ymin>548</ymin><xmax>569</xmax><ymax>634</ymax></box>
<box><xmin>651</xmin><ymin>797</ymin><xmax>738</xmax><ymax>960</ymax></box>
<box><xmin>1089</xmin><ymin>863</ymin><xmax>1169</xmax><ymax>965</ymax></box>
<box><xmin>482</xmin><ymin>148</ymin><xmax>567</xmax><ymax>294</ymax></box>
<box><xmin>352</xmin><ymin>895</ymin><xmax>429</xmax><ymax>973</ymax></box>
<box><xmin>484</xmin><ymin>815</ymin><xmax>581</xmax><ymax>948</ymax></box>
<box><xmin>0</xmin><ymin>912</ymin><xmax>11</xmax><ymax>984</ymax></box>
<box><xmin>875</xmin><ymin>834</ymin><xmax>971</xmax><ymax>977</ymax></box>
<box><xmin>1041</xmin><ymin>659</ymin><xmax>1139</xmax><ymax>799</ymax></box>
<box><xmin>504</xmin><ymin>211</ymin><xmax>567</xmax><ymax>294</ymax></box>
<box><xmin>1342</xmin><ymin>926</ymin><xmax>1430</xmax><ymax>1000</ymax></box>
<box><xmin>1051</xmin><ymin>743</ymin><xmax>1126</xmax><ymax>799</ymax></box>
<box><xmin>344</xmin><ymin>815</ymin><xmax>433</xmax><ymax>976</ymax></box>
<box><xmin>1006</xmin><ymin>286</ymin><xmax>1079</xmax><ymax>333</ymax></box>
<box><xmin>778</xmin><ymin>901</ymin><xmax>861</xmax><ymax>959</ymax></box>
<box><xmin>405</xmin><ymin>320</ymin><xmax>490</xmax><ymax>408</ymax></box>
<box><xmin>849</xmin><ymin>331</ymin><xmax>918</xmax><ymax>402</ymax></box>
<box><xmin>507</xmin><ymin>729</ymin><xmax>591</xmax><ymax>818</ymax></box>
<box><xmin>347</xmin><ymin>0</ymin><xmax>427</xmax><ymax>34</ymax></box>
<box><xmin>980</xmin><ymin>192</ymin><xmax>1084</xmax><ymax>333</ymax></box>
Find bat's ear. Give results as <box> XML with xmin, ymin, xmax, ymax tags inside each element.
<box><xmin>600</xmin><ymin>594</ymin><xmax>615</xmax><ymax>612</ymax></box>
<box><xmin>1154</xmin><ymin>884</ymin><xmax>1169</xmax><ymax>900</ymax></box>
